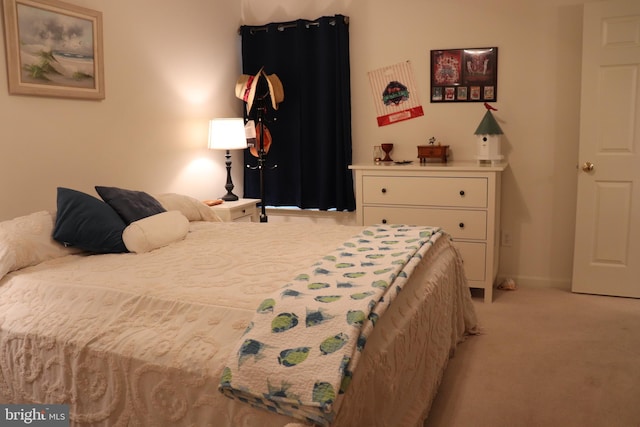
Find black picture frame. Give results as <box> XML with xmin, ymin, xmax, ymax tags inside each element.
<box><xmin>430</xmin><ymin>47</ymin><xmax>497</xmax><ymax>103</ymax></box>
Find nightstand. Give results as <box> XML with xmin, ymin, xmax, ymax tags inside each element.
<box><xmin>210</xmin><ymin>198</ymin><xmax>260</xmax><ymax>222</ymax></box>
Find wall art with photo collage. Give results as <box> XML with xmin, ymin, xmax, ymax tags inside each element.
<box><xmin>430</xmin><ymin>47</ymin><xmax>497</xmax><ymax>103</ymax></box>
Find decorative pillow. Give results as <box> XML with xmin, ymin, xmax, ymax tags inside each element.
<box><xmin>95</xmin><ymin>186</ymin><xmax>166</xmax><ymax>224</ymax></box>
<box><xmin>153</xmin><ymin>193</ymin><xmax>222</xmax><ymax>222</ymax></box>
<box><xmin>0</xmin><ymin>211</ymin><xmax>82</xmax><ymax>280</ymax></box>
<box><xmin>53</xmin><ymin>187</ymin><xmax>128</xmax><ymax>253</ymax></box>
<box><xmin>122</xmin><ymin>211</ymin><xmax>189</xmax><ymax>253</ymax></box>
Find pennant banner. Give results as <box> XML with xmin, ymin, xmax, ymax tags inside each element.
<box><xmin>368</xmin><ymin>61</ymin><xmax>424</xmax><ymax>127</ymax></box>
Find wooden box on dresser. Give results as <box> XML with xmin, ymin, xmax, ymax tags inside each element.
<box><xmin>349</xmin><ymin>162</ymin><xmax>507</xmax><ymax>302</ymax></box>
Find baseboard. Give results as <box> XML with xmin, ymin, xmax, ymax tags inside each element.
<box><xmin>265</xmin><ymin>207</ymin><xmax>357</xmax><ymax>226</ymax></box>
<box><xmin>496</xmin><ymin>275</ymin><xmax>571</xmax><ymax>291</ymax></box>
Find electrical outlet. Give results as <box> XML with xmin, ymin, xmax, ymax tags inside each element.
<box><xmin>501</xmin><ymin>230</ymin><xmax>512</xmax><ymax>247</ymax></box>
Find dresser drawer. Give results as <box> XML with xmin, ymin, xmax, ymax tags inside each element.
<box><xmin>227</xmin><ymin>205</ymin><xmax>255</xmax><ymax>221</ymax></box>
<box><xmin>363</xmin><ymin>206</ymin><xmax>487</xmax><ymax>240</ymax></box>
<box><xmin>231</xmin><ymin>212</ymin><xmax>254</xmax><ymax>222</ymax></box>
<box><xmin>362</xmin><ymin>176</ymin><xmax>487</xmax><ymax>208</ymax></box>
<box><xmin>453</xmin><ymin>241</ymin><xmax>486</xmax><ymax>281</ymax></box>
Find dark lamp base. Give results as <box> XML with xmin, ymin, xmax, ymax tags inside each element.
<box><xmin>221</xmin><ymin>192</ymin><xmax>239</xmax><ymax>201</ymax></box>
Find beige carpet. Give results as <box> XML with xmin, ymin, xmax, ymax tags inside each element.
<box><xmin>424</xmin><ymin>286</ymin><xmax>640</xmax><ymax>427</ymax></box>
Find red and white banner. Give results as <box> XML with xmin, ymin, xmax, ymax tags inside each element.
<box><xmin>367</xmin><ymin>61</ymin><xmax>424</xmax><ymax>127</ymax></box>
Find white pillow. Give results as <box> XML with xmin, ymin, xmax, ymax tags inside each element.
<box><xmin>0</xmin><ymin>211</ymin><xmax>82</xmax><ymax>280</ymax></box>
<box><xmin>153</xmin><ymin>193</ymin><xmax>222</xmax><ymax>222</ymax></box>
<box><xmin>122</xmin><ymin>210</ymin><xmax>189</xmax><ymax>253</ymax></box>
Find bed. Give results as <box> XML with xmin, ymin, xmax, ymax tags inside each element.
<box><xmin>0</xmin><ymin>188</ymin><xmax>477</xmax><ymax>426</ymax></box>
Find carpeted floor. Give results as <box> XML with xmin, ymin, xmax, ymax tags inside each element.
<box><xmin>424</xmin><ymin>286</ymin><xmax>640</xmax><ymax>427</ymax></box>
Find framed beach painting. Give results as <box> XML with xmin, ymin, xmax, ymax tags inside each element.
<box><xmin>1</xmin><ymin>0</ymin><xmax>104</xmax><ymax>100</ymax></box>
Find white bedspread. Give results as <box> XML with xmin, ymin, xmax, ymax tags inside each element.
<box><xmin>0</xmin><ymin>221</ymin><xmax>477</xmax><ymax>426</ymax></box>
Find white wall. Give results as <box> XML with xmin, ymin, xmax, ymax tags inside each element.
<box><xmin>0</xmin><ymin>0</ymin><xmax>591</xmax><ymax>289</ymax></box>
<box><xmin>0</xmin><ymin>0</ymin><xmax>243</xmax><ymax>221</ymax></box>
<box><xmin>241</xmin><ymin>0</ymin><xmax>589</xmax><ymax>289</ymax></box>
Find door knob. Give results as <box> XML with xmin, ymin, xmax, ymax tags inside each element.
<box><xmin>581</xmin><ymin>161</ymin><xmax>595</xmax><ymax>172</ymax></box>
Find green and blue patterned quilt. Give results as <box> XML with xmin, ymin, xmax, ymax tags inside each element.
<box><xmin>218</xmin><ymin>224</ymin><xmax>444</xmax><ymax>425</ymax></box>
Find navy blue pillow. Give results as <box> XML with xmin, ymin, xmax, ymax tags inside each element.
<box><xmin>95</xmin><ymin>186</ymin><xmax>166</xmax><ymax>225</ymax></box>
<box><xmin>53</xmin><ymin>187</ymin><xmax>128</xmax><ymax>253</ymax></box>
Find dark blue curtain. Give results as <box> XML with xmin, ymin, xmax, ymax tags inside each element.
<box><xmin>239</xmin><ymin>15</ymin><xmax>355</xmax><ymax>211</ymax></box>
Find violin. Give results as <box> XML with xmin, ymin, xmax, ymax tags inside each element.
<box><xmin>250</xmin><ymin>122</ymin><xmax>272</xmax><ymax>158</ymax></box>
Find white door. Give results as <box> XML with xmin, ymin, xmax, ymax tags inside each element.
<box><xmin>572</xmin><ymin>0</ymin><xmax>640</xmax><ymax>298</ymax></box>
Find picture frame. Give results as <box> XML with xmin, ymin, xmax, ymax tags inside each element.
<box><xmin>430</xmin><ymin>47</ymin><xmax>497</xmax><ymax>103</ymax></box>
<box><xmin>2</xmin><ymin>0</ymin><xmax>104</xmax><ymax>100</ymax></box>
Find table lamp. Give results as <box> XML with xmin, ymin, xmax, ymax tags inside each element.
<box><xmin>208</xmin><ymin>118</ymin><xmax>247</xmax><ymax>201</ymax></box>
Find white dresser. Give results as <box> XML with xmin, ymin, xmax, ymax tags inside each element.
<box><xmin>349</xmin><ymin>162</ymin><xmax>507</xmax><ymax>302</ymax></box>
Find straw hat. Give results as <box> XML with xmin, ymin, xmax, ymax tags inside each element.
<box><xmin>262</xmin><ymin>71</ymin><xmax>284</xmax><ymax>110</ymax></box>
<box><xmin>235</xmin><ymin>67</ymin><xmax>263</xmax><ymax>114</ymax></box>
<box><xmin>235</xmin><ymin>68</ymin><xmax>284</xmax><ymax>113</ymax></box>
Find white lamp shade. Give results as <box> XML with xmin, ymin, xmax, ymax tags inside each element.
<box><xmin>208</xmin><ymin>118</ymin><xmax>247</xmax><ymax>150</ymax></box>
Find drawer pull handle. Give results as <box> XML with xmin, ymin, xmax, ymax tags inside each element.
<box><xmin>242</xmin><ymin>209</ymin><xmax>246</xmax><ymax>214</ymax></box>
<box><xmin>382</xmin><ymin>219</ymin><xmax>387</xmax><ymax>224</ymax></box>
<box><xmin>381</xmin><ymin>188</ymin><xmax>387</xmax><ymax>194</ymax></box>
<box><xmin>459</xmin><ymin>222</ymin><xmax>465</xmax><ymax>229</ymax></box>
<box><xmin>459</xmin><ymin>190</ymin><xmax>465</xmax><ymax>196</ymax></box>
